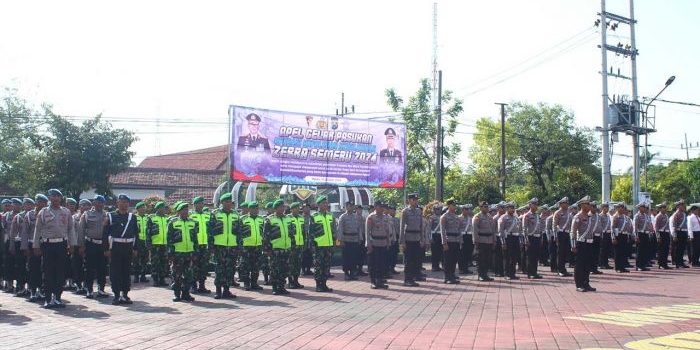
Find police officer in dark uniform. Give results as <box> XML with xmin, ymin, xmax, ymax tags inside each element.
<box><xmin>237</xmin><ymin>113</ymin><xmax>271</xmax><ymax>152</ymax></box>
<box><xmin>379</xmin><ymin>128</ymin><xmax>402</xmax><ymax>164</ymax></box>
<box><xmin>440</xmin><ymin>199</ymin><xmax>463</xmax><ymax>284</ymax></box>
<box><xmin>104</xmin><ymin>193</ymin><xmax>139</xmax><ymax>305</ymax></box>
<box><xmin>400</xmin><ymin>193</ymin><xmax>424</xmax><ymax>287</ymax></box>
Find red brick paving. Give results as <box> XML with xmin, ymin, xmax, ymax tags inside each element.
<box><xmin>1</xmin><ymin>263</ymin><xmax>699</xmax><ymax>350</ymax></box>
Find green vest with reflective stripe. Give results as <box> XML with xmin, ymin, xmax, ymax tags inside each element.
<box><xmin>286</xmin><ymin>214</ymin><xmax>304</xmax><ymax>246</ymax></box>
<box><xmin>241</xmin><ymin>215</ymin><xmax>264</xmax><ymax>247</ymax></box>
<box><xmin>212</xmin><ymin>210</ymin><xmax>239</xmax><ymax>247</ymax></box>
<box><xmin>136</xmin><ymin>214</ymin><xmax>148</xmax><ymax>241</ymax></box>
<box><xmin>189</xmin><ymin>211</ymin><xmax>210</xmax><ymax>246</ymax></box>
<box><xmin>267</xmin><ymin>215</ymin><xmax>292</xmax><ymax>249</ymax></box>
<box><xmin>149</xmin><ymin>215</ymin><xmax>169</xmax><ymax>245</ymax></box>
<box><xmin>171</xmin><ymin>218</ymin><xmax>196</xmax><ymax>253</ymax></box>
<box><xmin>312</xmin><ymin>212</ymin><xmax>335</xmax><ymax>247</ymax></box>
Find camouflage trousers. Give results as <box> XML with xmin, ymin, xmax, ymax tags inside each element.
<box><xmin>213</xmin><ymin>246</ymin><xmax>238</xmax><ymax>288</ymax></box>
<box><xmin>260</xmin><ymin>250</ymin><xmax>270</xmax><ymax>277</ymax></box>
<box><xmin>270</xmin><ymin>250</ymin><xmax>290</xmax><ymax>285</ymax></box>
<box><xmin>132</xmin><ymin>241</ymin><xmax>149</xmax><ymax>277</ymax></box>
<box><xmin>314</xmin><ymin>247</ymin><xmax>332</xmax><ymax>282</ymax></box>
<box><xmin>289</xmin><ymin>246</ymin><xmax>303</xmax><ymax>279</ymax></box>
<box><xmin>170</xmin><ymin>253</ymin><xmax>194</xmax><ymax>292</ymax></box>
<box><xmin>193</xmin><ymin>245</ymin><xmax>210</xmax><ymax>282</ymax></box>
<box><xmin>239</xmin><ymin>246</ymin><xmax>261</xmax><ymax>283</ymax></box>
<box><xmin>150</xmin><ymin>245</ymin><xmax>168</xmax><ymax>281</ymax></box>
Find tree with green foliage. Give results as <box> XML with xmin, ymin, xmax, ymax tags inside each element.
<box><xmin>611</xmin><ymin>175</ymin><xmax>632</xmax><ymax>204</ymax></box>
<box><xmin>380</xmin><ymin>79</ymin><xmax>463</xmax><ymax>203</ymax></box>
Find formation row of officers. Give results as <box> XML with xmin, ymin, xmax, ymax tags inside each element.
<box><xmin>2</xmin><ymin>189</ymin><xmax>699</xmax><ymax>309</ymax></box>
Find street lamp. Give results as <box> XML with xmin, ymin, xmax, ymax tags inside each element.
<box><xmin>643</xmin><ymin>75</ymin><xmax>676</xmax><ymax>190</ymax></box>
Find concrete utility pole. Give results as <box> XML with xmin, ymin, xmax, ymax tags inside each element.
<box><xmin>336</xmin><ymin>92</ymin><xmax>355</xmax><ymax>117</ymax></box>
<box><xmin>496</xmin><ymin>103</ymin><xmax>508</xmax><ymax>199</ymax></box>
<box><xmin>599</xmin><ymin>0</ymin><xmax>611</xmax><ymax>203</ymax></box>
<box><xmin>435</xmin><ymin>70</ymin><xmax>444</xmax><ymax>201</ymax></box>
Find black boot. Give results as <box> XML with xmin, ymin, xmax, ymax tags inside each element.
<box><xmin>222</xmin><ymin>287</ymin><xmax>236</xmax><ymax>299</ymax></box>
<box><xmin>272</xmin><ymin>284</ymin><xmax>280</xmax><ymax>295</ymax></box>
<box><xmin>294</xmin><ymin>277</ymin><xmax>304</xmax><ymax>289</ymax></box>
<box><xmin>244</xmin><ymin>282</ymin><xmax>252</xmax><ymax>291</ymax></box>
<box><xmin>287</xmin><ymin>277</ymin><xmax>297</xmax><ymax>289</ymax></box>
<box><xmin>371</xmin><ymin>278</ymin><xmax>379</xmax><ymax>289</ymax></box>
<box><xmin>315</xmin><ymin>280</ymin><xmax>324</xmax><ymax>292</ymax></box>
<box><xmin>279</xmin><ymin>284</ymin><xmax>290</xmax><ymax>295</ymax></box>
<box><xmin>133</xmin><ymin>276</ymin><xmax>140</xmax><ymax>284</ymax></box>
<box><xmin>214</xmin><ymin>285</ymin><xmax>222</xmax><ymax>299</ymax></box>
<box><xmin>172</xmin><ymin>289</ymin><xmax>182</xmax><ymax>302</ymax></box>
<box><xmin>322</xmin><ymin>281</ymin><xmax>333</xmax><ymax>292</ymax></box>
<box><xmin>197</xmin><ymin>280</ymin><xmax>211</xmax><ymax>294</ymax></box>
<box><xmin>263</xmin><ymin>274</ymin><xmax>270</xmax><ymax>285</ymax></box>
<box><xmin>181</xmin><ymin>291</ymin><xmax>195</xmax><ymax>302</ymax></box>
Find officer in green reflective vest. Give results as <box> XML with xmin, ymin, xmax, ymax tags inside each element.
<box><xmin>147</xmin><ymin>201</ymin><xmax>170</xmax><ymax>286</ymax></box>
<box><xmin>189</xmin><ymin>196</ymin><xmax>211</xmax><ymax>294</ymax></box>
<box><xmin>207</xmin><ymin>193</ymin><xmax>240</xmax><ymax>299</ymax></box>
<box><xmin>133</xmin><ymin>202</ymin><xmax>150</xmax><ymax>284</ymax></box>
<box><xmin>264</xmin><ymin>199</ymin><xmax>295</xmax><ymax>295</ymax></box>
<box><xmin>311</xmin><ymin>196</ymin><xmax>336</xmax><ymax>292</ymax></box>
<box><xmin>167</xmin><ymin>202</ymin><xmax>199</xmax><ymax>302</ymax></box>
<box><xmin>239</xmin><ymin>201</ymin><xmax>265</xmax><ymax>291</ymax></box>
<box><xmin>286</xmin><ymin>202</ymin><xmax>305</xmax><ymax>289</ymax></box>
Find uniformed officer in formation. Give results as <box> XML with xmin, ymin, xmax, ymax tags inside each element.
<box><xmin>189</xmin><ymin>196</ymin><xmax>211</xmax><ymax>294</ymax></box>
<box><xmin>612</xmin><ymin>202</ymin><xmax>632</xmax><ymax>272</ymax></box>
<box><xmin>498</xmin><ymin>202</ymin><xmax>521</xmax><ymax>280</ymax></box>
<box><xmin>439</xmin><ymin>199</ymin><xmax>463</xmax><ymax>284</ymax></box>
<box><xmin>552</xmin><ymin>197</ymin><xmax>573</xmax><ymax>277</ymax></box>
<box><xmin>167</xmin><ymin>202</ymin><xmax>198</xmax><ymax>302</ymax></box>
<box><xmin>688</xmin><ymin>204</ymin><xmax>700</xmax><ymax>266</ymax></box>
<box><xmin>310</xmin><ymin>196</ymin><xmax>335</xmax><ymax>292</ymax></box>
<box><xmin>133</xmin><ymin>201</ymin><xmax>150</xmax><ymax>283</ymax></box>
<box><xmin>366</xmin><ymin>202</ymin><xmax>391</xmax><ymax>289</ymax></box>
<box><xmin>207</xmin><ymin>193</ymin><xmax>240</xmax><ymax>299</ymax></box>
<box><xmin>9</xmin><ymin>197</ymin><xmax>34</xmax><ymax>297</ymax></box>
<box><xmin>338</xmin><ymin>201</ymin><xmax>362</xmax><ymax>281</ymax></box>
<box><xmin>654</xmin><ymin>201</ymin><xmax>672</xmax><ymax>269</ymax></box>
<box><xmin>492</xmin><ymin>202</ymin><xmax>507</xmax><ymax>277</ymax></box>
<box><xmin>457</xmin><ymin>204</ymin><xmax>474</xmax><ymax>275</ymax></box>
<box><xmin>633</xmin><ymin>202</ymin><xmax>654</xmax><ymax>271</ymax></box>
<box><xmin>670</xmin><ymin>200</ymin><xmax>689</xmax><ymax>268</ymax></box>
<box><xmin>545</xmin><ymin>204</ymin><xmax>558</xmax><ymax>272</ymax></box>
<box><xmin>472</xmin><ymin>201</ymin><xmax>496</xmax><ymax>281</ymax></box>
<box><xmin>399</xmin><ymin>193</ymin><xmax>424</xmax><ymax>287</ymax></box>
<box><xmin>597</xmin><ymin>202</ymin><xmax>613</xmax><ymax>270</ymax></box>
<box><xmin>522</xmin><ymin>198</ymin><xmax>543</xmax><ymax>279</ymax></box>
<box><xmin>386</xmin><ymin>205</ymin><xmax>401</xmax><ymax>276</ymax></box>
<box><xmin>147</xmin><ymin>201</ymin><xmax>170</xmax><ymax>286</ymax></box>
<box><xmin>261</xmin><ymin>201</ymin><xmax>274</xmax><ymax>285</ymax></box>
<box><xmin>263</xmin><ymin>199</ymin><xmax>294</xmax><ymax>295</ymax></box>
<box><xmin>570</xmin><ymin>196</ymin><xmax>596</xmax><ymax>292</ymax></box>
<box><xmin>21</xmin><ymin>195</ymin><xmax>46</xmax><ymax>302</ymax></box>
<box><xmin>239</xmin><ymin>201</ymin><xmax>265</xmax><ymax>291</ymax></box>
<box><xmin>537</xmin><ymin>204</ymin><xmax>551</xmax><ymax>268</ymax></box>
<box><xmin>78</xmin><ymin>195</ymin><xmax>110</xmax><ymax>299</ymax></box>
<box><xmin>105</xmin><ymin>193</ymin><xmax>140</xmax><ymax>305</ymax></box>
<box><xmin>286</xmin><ymin>202</ymin><xmax>305</xmax><ymax>289</ymax></box>
<box><xmin>32</xmin><ymin>189</ymin><xmax>76</xmax><ymax>308</ymax></box>
<box><xmin>427</xmin><ymin>204</ymin><xmax>443</xmax><ymax>272</ymax></box>
<box><xmin>301</xmin><ymin>203</ymin><xmax>315</xmax><ymax>276</ymax></box>
<box><xmin>3</xmin><ymin>198</ymin><xmax>22</xmax><ymax>293</ymax></box>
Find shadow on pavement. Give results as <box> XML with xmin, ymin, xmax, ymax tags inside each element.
<box><xmin>0</xmin><ymin>309</ymin><xmax>32</xmax><ymax>325</ymax></box>
<box><xmin>332</xmin><ymin>289</ymin><xmax>395</xmax><ymax>300</ymax></box>
<box><xmin>189</xmin><ymin>300</ymin><xmax>240</xmax><ymax>309</ymax></box>
<box><xmin>126</xmin><ymin>300</ymin><xmax>182</xmax><ymax>314</ymax></box>
<box><xmin>234</xmin><ymin>296</ymin><xmax>293</xmax><ymax>307</ymax></box>
<box><xmin>52</xmin><ymin>304</ymin><xmax>110</xmax><ymax>319</ymax></box>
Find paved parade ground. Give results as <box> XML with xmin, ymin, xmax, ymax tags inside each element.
<box><xmin>1</xmin><ymin>264</ymin><xmax>699</xmax><ymax>350</ymax></box>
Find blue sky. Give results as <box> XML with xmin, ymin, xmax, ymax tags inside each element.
<box><xmin>1</xmin><ymin>0</ymin><xmax>698</xmax><ymax>172</ymax></box>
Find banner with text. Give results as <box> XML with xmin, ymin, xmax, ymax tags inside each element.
<box><xmin>230</xmin><ymin>105</ymin><xmax>406</xmax><ymax>188</ymax></box>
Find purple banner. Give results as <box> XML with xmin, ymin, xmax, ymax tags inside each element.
<box><xmin>230</xmin><ymin>106</ymin><xmax>406</xmax><ymax>188</ymax></box>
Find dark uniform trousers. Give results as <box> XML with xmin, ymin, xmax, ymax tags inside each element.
<box><xmin>110</xmin><ymin>242</ymin><xmax>133</xmax><ymax>295</ymax></box>
<box><xmin>574</xmin><ymin>241</ymin><xmax>593</xmax><ymax>289</ymax></box>
<box><xmin>493</xmin><ymin>239</ymin><xmax>504</xmax><ymax>275</ymax></box>
<box><xmin>27</xmin><ymin>242</ymin><xmax>42</xmax><ymax>291</ymax></box>
<box><xmin>591</xmin><ymin>235</ymin><xmax>602</xmax><ymax>272</ymax></box>
<box><xmin>342</xmin><ymin>242</ymin><xmax>361</xmax><ymax>275</ymax></box>
<box><xmin>369</xmin><ymin>246</ymin><xmax>387</xmax><ymax>281</ymax></box>
<box><xmin>302</xmin><ymin>248</ymin><xmax>313</xmax><ymax>272</ymax></box>
<box><xmin>599</xmin><ymin>232</ymin><xmax>613</xmax><ymax>267</ymax></box>
<box><xmin>4</xmin><ymin>241</ymin><xmax>15</xmax><ymax>285</ymax></box>
<box><xmin>444</xmin><ymin>242</ymin><xmax>460</xmax><ymax>281</ymax></box>
<box><xmin>477</xmin><ymin>242</ymin><xmax>493</xmax><ymax>278</ymax></box>
<box><xmin>527</xmin><ymin>236</ymin><xmax>541</xmax><ymax>277</ymax></box>
<box><xmin>71</xmin><ymin>246</ymin><xmax>84</xmax><ymax>286</ymax></box>
<box><xmin>458</xmin><ymin>234</ymin><xmax>474</xmax><ymax>272</ymax></box>
<box><xmin>404</xmin><ymin>241</ymin><xmax>421</xmax><ymax>281</ymax></box>
<box><xmin>85</xmin><ymin>240</ymin><xmax>107</xmax><ymax>291</ymax></box>
<box><xmin>548</xmin><ymin>236</ymin><xmax>558</xmax><ymax>272</ymax></box>
<box><xmin>430</xmin><ymin>233</ymin><xmax>443</xmax><ymax>270</ymax></box>
<box><xmin>388</xmin><ymin>242</ymin><xmax>399</xmax><ymax>272</ymax></box>
<box><xmin>519</xmin><ymin>241</ymin><xmax>527</xmax><ymax>274</ymax></box>
<box><xmin>614</xmin><ymin>234</ymin><xmax>630</xmax><ymax>270</ymax></box>
<box><xmin>504</xmin><ymin>236</ymin><xmax>520</xmax><ymax>278</ymax></box>
<box><xmin>41</xmin><ymin>241</ymin><xmax>67</xmax><ymax>299</ymax></box>
<box><xmin>692</xmin><ymin>232</ymin><xmax>700</xmax><ymax>266</ymax></box>
<box><xmin>556</xmin><ymin>232</ymin><xmax>571</xmax><ymax>273</ymax></box>
<box><xmin>636</xmin><ymin>233</ymin><xmax>651</xmax><ymax>268</ymax></box>
<box><xmin>539</xmin><ymin>237</ymin><xmax>549</xmax><ymax>265</ymax></box>
<box><xmin>657</xmin><ymin>231</ymin><xmax>671</xmax><ymax>267</ymax></box>
<box><xmin>357</xmin><ymin>243</ymin><xmax>367</xmax><ymax>273</ymax></box>
<box><xmin>672</xmin><ymin>232</ymin><xmax>688</xmax><ymax>267</ymax></box>
<box><xmin>13</xmin><ymin>241</ymin><xmax>27</xmax><ymax>288</ymax></box>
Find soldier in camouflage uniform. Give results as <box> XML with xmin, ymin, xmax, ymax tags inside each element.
<box><xmin>132</xmin><ymin>202</ymin><xmax>150</xmax><ymax>283</ymax></box>
<box><xmin>310</xmin><ymin>196</ymin><xmax>336</xmax><ymax>292</ymax></box>
<box><xmin>264</xmin><ymin>199</ymin><xmax>295</xmax><ymax>295</ymax></box>
<box><xmin>147</xmin><ymin>201</ymin><xmax>170</xmax><ymax>286</ymax></box>
<box><xmin>286</xmin><ymin>202</ymin><xmax>305</xmax><ymax>289</ymax></box>
<box><xmin>167</xmin><ymin>202</ymin><xmax>199</xmax><ymax>302</ymax></box>
<box><xmin>239</xmin><ymin>202</ymin><xmax>265</xmax><ymax>291</ymax></box>
<box><xmin>207</xmin><ymin>193</ymin><xmax>240</xmax><ymax>299</ymax></box>
<box><xmin>189</xmin><ymin>196</ymin><xmax>211</xmax><ymax>294</ymax></box>
<box><xmin>260</xmin><ymin>201</ymin><xmax>274</xmax><ymax>285</ymax></box>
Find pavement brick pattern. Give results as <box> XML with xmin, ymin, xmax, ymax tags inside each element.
<box><xmin>1</xmin><ymin>265</ymin><xmax>699</xmax><ymax>350</ymax></box>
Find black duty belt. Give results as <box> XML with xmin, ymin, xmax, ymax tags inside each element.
<box><xmin>446</xmin><ymin>232</ymin><xmax>460</xmax><ymax>237</ymax></box>
<box><xmin>371</xmin><ymin>235</ymin><xmax>387</xmax><ymax>240</ymax></box>
<box><xmin>477</xmin><ymin>233</ymin><xmax>493</xmax><ymax>237</ymax></box>
<box><xmin>405</xmin><ymin>230</ymin><xmax>421</xmax><ymax>233</ymax></box>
